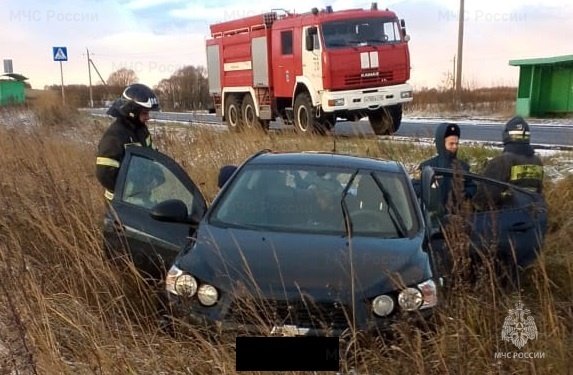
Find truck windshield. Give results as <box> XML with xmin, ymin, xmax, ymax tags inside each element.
<box><xmin>322</xmin><ymin>17</ymin><xmax>402</xmax><ymax>49</ymax></box>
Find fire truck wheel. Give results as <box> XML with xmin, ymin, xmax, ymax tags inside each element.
<box><xmin>368</xmin><ymin>105</ymin><xmax>402</xmax><ymax>135</ymax></box>
<box><xmin>321</xmin><ymin>114</ymin><xmax>336</xmax><ymax>130</ymax></box>
<box><xmin>225</xmin><ymin>95</ymin><xmax>243</xmax><ymax>131</ymax></box>
<box><xmin>389</xmin><ymin>104</ymin><xmax>402</xmax><ymax>132</ymax></box>
<box><xmin>294</xmin><ymin>92</ymin><xmax>326</xmax><ymax>135</ymax></box>
<box><xmin>241</xmin><ymin>95</ymin><xmax>266</xmax><ymax>131</ymax></box>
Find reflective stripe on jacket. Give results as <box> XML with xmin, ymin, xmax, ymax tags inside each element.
<box><xmin>96</xmin><ymin>117</ymin><xmax>153</xmax><ymax>198</ymax></box>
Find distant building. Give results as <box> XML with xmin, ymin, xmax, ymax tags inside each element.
<box><xmin>0</xmin><ymin>73</ymin><xmax>27</xmax><ymax>106</ymax></box>
<box><xmin>509</xmin><ymin>54</ymin><xmax>573</xmax><ymax>117</ymax></box>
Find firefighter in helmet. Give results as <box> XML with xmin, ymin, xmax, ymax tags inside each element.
<box><xmin>95</xmin><ymin>83</ymin><xmax>160</xmax><ymax>200</ymax></box>
<box><xmin>474</xmin><ymin>116</ymin><xmax>544</xmax><ymax>208</ymax></box>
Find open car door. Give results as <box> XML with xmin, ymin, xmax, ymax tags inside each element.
<box><xmin>420</xmin><ymin>166</ymin><xmax>547</xmax><ymax>281</ymax></box>
<box><xmin>103</xmin><ymin>146</ymin><xmax>207</xmax><ymax>280</ymax></box>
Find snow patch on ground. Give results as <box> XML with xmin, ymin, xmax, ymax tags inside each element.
<box><xmin>0</xmin><ymin>108</ymin><xmax>40</xmax><ymax>131</ymax></box>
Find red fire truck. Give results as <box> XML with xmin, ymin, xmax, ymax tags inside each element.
<box><xmin>206</xmin><ymin>3</ymin><xmax>413</xmax><ymax>134</ymax></box>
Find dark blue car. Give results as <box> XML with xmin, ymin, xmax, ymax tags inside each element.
<box><xmin>103</xmin><ymin>147</ymin><xmax>546</xmax><ymax>336</ymax></box>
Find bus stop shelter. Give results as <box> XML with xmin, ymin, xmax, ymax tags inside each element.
<box><xmin>509</xmin><ymin>54</ymin><xmax>573</xmax><ymax>117</ymax></box>
<box><xmin>0</xmin><ymin>73</ymin><xmax>27</xmax><ymax>106</ymax></box>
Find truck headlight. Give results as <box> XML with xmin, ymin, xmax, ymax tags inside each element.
<box><xmin>327</xmin><ymin>98</ymin><xmax>345</xmax><ymax>106</ymax></box>
<box><xmin>197</xmin><ymin>284</ymin><xmax>219</xmax><ymax>306</ymax></box>
<box><xmin>166</xmin><ymin>265</ymin><xmax>197</xmax><ymax>297</ymax></box>
<box><xmin>400</xmin><ymin>90</ymin><xmax>412</xmax><ymax>99</ymax></box>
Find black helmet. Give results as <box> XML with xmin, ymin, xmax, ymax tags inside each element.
<box><xmin>503</xmin><ymin>116</ymin><xmax>530</xmax><ymax>144</ymax></box>
<box><xmin>108</xmin><ymin>83</ymin><xmax>160</xmax><ymax>120</ymax></box>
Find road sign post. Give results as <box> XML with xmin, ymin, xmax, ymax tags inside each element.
<box><xmin>52</xmin><ymin>47</ymin><xmax>68</xmax><ymax>105</ymax></box>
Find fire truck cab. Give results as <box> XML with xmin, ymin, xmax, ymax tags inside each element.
<box><xmin>206</xmin><ymin>3</ymin><xmax>413</xmax><ymax>135</ymax></box>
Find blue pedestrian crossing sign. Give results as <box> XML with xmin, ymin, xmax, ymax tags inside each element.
<box><xmin>52</xmin><ymin>47</ymin><xmax>68</xmax><ymax>61</ymax></box>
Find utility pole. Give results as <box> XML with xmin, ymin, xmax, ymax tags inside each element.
<box><xmin>452</xmin><ymin>55</ymin><xmax>457</xmax><ymax>104</ymax></box>
<box><xmin>455</xmin><ymin>0</ymin><xmax>465</xmax><ymax>105</ymax></box>
<box><xmin>87</xmin><ymin>48</ymin><xmax>94</xmax><ymax>108</ymax></box>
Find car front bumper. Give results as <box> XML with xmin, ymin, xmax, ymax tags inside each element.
<box><xmin>166</xmin><ymin>293</ymin><xmax>434</xmax><ymax>337</ymax></box>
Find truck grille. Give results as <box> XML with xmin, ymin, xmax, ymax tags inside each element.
<box><xmin>226</xmin><ymin>298</ymin><xmax>351</xmax><ymax>330</ymax></box>
<box><xmin>345</xmin><ymin>71</ymin><xmax>394</xmax><ymax>86</ymax></box>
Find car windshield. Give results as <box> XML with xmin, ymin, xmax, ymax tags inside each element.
<box><xmin>209</xmin><ymin>165</ymin><xmax>418</xmax><ymax>237</ymax></box>
<box><xmin>321</xmin><ymin>17</ymin><xmax>402</xmax><ymax>49</ymax></box>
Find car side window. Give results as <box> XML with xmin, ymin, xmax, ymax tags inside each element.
<box><xmin>121</xmin><ymin>155</ymin><xmax>195</xmax><ymax>212</ymax></box>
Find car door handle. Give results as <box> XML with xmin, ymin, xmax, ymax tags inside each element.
<box><xmin>509</xmin><ymin>222</ymin><xmax>533</xmax><ymax>232</ymax></box>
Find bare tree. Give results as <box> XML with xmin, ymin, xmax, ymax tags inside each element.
<box><xmin>155</xmin><ymin>65</ymin><xmax>211</xmax><ymax>111</ymax></box>
<box><xmin>106</xmin><ymin>68</ymin><xmax>138</xmax><ymax>87</ymax></box>
<box><xmin>156</xmin><ymin>78</ymin><xmax>179</xmax><ymax>110</ymax></box>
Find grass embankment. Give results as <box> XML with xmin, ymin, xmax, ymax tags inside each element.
<box><xmin>0</xmin><ymin>103</ymin><xmax>571</xmax><ymax>374</ymax></box>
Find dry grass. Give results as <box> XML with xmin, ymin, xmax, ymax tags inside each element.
<box><xmin>406</xmin><ymin>87</ymin><xmax>516</xmax><ymax>119</ymax></box>
<box><xmin>0</xmin><ymin>107</ymin><xmax>571</xmax><ymax>374</ymax></box>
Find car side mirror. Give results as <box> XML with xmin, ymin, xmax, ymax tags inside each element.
<box><xmin>150</xmin><ymin>199</ymin><xmax>190</xmax><ymax>223</ymax></box>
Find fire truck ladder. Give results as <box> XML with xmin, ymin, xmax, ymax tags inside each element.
<box><xmin>255</xmin><ymin>87</ymin><xmax>272</xmax><ymax>120</ymax></box>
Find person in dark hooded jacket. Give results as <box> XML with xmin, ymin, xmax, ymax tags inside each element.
<box><xmin>473</xmin><ymin>116</ymin><xmax>543</xmax><ymax>208</ymax></box>
<box><xmin>419</xmin><ymin>122</ymin><xmax>469</xmax><ymax>171</ymax></box>
<box><xmin>416</xmin><ymin>123</ymin><xmax>474</xmax><ymax>210</ymax></box>
<box><xmin>96</xmin><ymin>83</ymin><xmax>160</xmax><ymax>200</ymax></box>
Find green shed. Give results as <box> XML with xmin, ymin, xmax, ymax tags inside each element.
<box><xmin>0</xmin><ymin>73</ymin><xmax>27</xmax><ymax>106</ymax></box>
<box><xmin>509</xmin><ymin>54</ymin><xmax>573</xmax><ymax>117</ymax></box>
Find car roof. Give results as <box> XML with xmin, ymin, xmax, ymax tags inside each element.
<box><xmin>247</xmin><ymin>151</ymin><xmax>404</xmax><ymax>173</ymax></box>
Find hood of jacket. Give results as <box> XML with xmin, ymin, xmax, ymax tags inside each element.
<box><xmin>431</xmin><ymin>123</ymin><xmax>458</xmax><ymax>168</ymax></box>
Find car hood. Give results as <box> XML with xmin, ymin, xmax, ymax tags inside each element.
<box><xmin>176</xmin><ymin>224</ymin><xmax>431</xmax><ymax>300</ymax></box>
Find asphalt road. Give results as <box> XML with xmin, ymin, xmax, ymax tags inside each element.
<box><xmin>391</xmin><ymin>120</ymin><xmax>573</xmax><ymax>149</ymax></box>
<box><xmin>85</xmin><ymin>108</ymin><xmax>573</xmax><ymax>149</ymax></box>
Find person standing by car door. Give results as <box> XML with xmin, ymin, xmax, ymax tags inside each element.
<box><xmin>418</xmin><ymin>122</ymin><xmax>470</xmax><ymax>175</ymax></box>
<box><xmin>473</xmin><ymin>116</ymin><xmax>544</xmax><ymax>209</ymax></box>
<box><xmin>416</xmin><ymin>123</ymin><xmax>474</xmax><ymax>212</ymax></box>
<box><xmin>95</xmin><ymin>83</ymin><xmax>160</xmax><ymax>200</ymax></box>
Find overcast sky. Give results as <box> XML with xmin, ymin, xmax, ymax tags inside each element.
<box><xmin>2</xmin><ymin>0</ymin><xmax>572</xmax><ymax>90</ymax></box>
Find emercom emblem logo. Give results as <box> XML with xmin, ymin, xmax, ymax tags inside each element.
<box><xmin>501</xmin><ymin>301</ymin><xmax>538</xmax><ymax>349</ymax></box>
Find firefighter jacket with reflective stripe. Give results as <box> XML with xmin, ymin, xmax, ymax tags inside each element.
<box><xmin>481</xmin><ymin>151</ymin><xmax>544</xmax><ymax>193</ymax></box>
<box><xmin>96</xmin><ymin>117</ymin><xmax>153</xmax><ymax>196</ymax></box>
<box><xmin>473</xmin><ymin>149</ymin><xmax>544</xmax><ymax>209</ymax></box>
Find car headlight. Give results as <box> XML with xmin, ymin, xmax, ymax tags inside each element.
<box><xmin>166</xmin><ymin>265</ymin><xmax>197</xmax><ymax>297</ymax></box>
<box><xmin>197</xmin><ymin>284</ymin><xmax>219</xmax><ymax>306</ymax></box>
<box><xmin>372</xmin><ymin>295</ymin><xmax>394</xmax><ymax>317</ymax></box>
<box><xmin>417</xmin><ymin>279</ymin><xmax>437</xmax><ymax>309</ymax></box>
<box><xmin>398</xmin><ymin>287</ymin><xmax>423</xmax><ymax>311</ymax></box>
